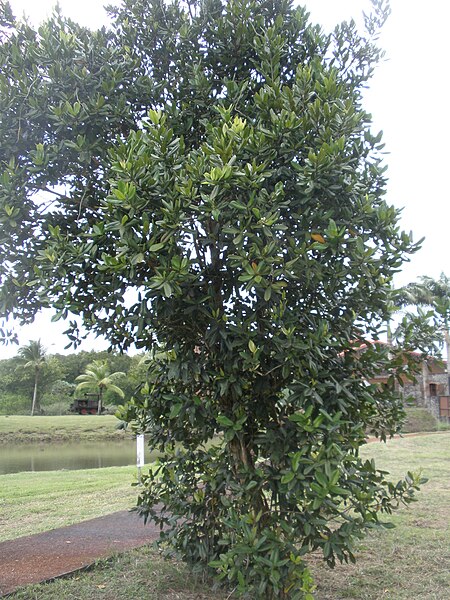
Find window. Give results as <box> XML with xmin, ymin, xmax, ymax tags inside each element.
<box><xmin>429</xmin><ymin>383</ymin><xmax>438</xmax><ymax>396</ymax></box>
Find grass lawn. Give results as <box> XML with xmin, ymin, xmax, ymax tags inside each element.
<box><xmin>311</xmin><ymin>433</ymin><xmax>450</xmax><ymax>599</ymax></box>
<box><xmin>0</xmin><ymin>465</ymin><xmax>140</xmax><ymax>542</ymax></box>
<box><xmin>9</xmin><ymin>546</ymin><xmax>229</xmax><ymax>600</ymax></box>
<box><xmin>0</xmin><ymin>415</ymin><xmax>131</xmax><ymax>444</ymax></box>
<box><xmin>3</xmin><ymin>433</ymin><xmax>450</xmax><ymax>599</ymax></box>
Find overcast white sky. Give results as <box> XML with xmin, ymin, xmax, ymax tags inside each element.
<box><xmin>1</xmin><ymin>0</ymin><xmax>449</xmax><ymax>358</ymax></box>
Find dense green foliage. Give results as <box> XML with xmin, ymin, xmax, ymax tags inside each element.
<box><xmin>0</xmin><ymin>0</ymin><xmax>428</xmax><ymax>597</ymax></box>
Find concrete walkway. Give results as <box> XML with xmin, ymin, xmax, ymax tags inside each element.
<box><xmin>0</xmin><ymin>510</ymin><xmax>160</xmax><ymax>597</ymax></box>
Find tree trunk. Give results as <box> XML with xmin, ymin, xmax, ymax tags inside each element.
<box><xmin>31</xmin><ymin>371</ymin><xmax>39</xmax><ymax>416</ymax></box>
<box><xmin>421</xmin><ymin>360</ymin><xmax>428</xmax><ymax>407</ymax></box>
<box><xmin>227</xmin><ymin>435</ymin><xmax>269</xmax><ymax>524</ymax></box>
<box><xmin>98</xmin><ymin>388</ymin><xmax>103</xmax><ymax>415</ymax></box>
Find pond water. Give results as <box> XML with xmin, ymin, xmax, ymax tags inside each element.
<box><xmin>0</xmin><ymin>441</ymin><xmax>159</xmax><ymax>475</ymax></box>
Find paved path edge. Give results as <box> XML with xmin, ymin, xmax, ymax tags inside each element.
<box><xmin>0</xmin><ymin>510</ymin><xmax>161</xmax><ymax>597</ymax></box>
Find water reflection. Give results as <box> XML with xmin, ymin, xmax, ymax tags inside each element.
<box><xmin>0</xmin><ymin>441</ymin><xmax>158</xmax><ymax>475</ymax></box>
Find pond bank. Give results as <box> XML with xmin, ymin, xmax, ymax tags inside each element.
<box><xmin>0</xmin><ymin>431</ymin><xmax>131</xmax><ymax>444</ymax></box>
<box><xmin>0</xmin><ymin>415</ymin><xmax>133</xmax><ymax>445</ymax></box>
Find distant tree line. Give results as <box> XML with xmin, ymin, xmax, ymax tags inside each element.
<box><xmin>0</xmin><ymin>346</ymin><xmax>146</xmax><ymax>415</ymax></box>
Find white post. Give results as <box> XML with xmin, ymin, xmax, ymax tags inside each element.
<box><xmin>136</xmin><ymin>434</ymin><xmax>145</xmax><ymax>485</ymax></box>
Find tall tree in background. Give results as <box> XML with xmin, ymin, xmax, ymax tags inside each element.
<box><xmin>401</xmin><ymin>273</ymin><xmax>450</xmax><ymax>385</ymax></box>
<box><xmin>0</xmin><ymin>0</ymin><xmax>427</xmax><ymax>596</ymax></box>
<box><xmin>15</xmin><ymin>339</ymin><xmax>46</xmax><ymax>415</ymax></box>
<box><xmin>75</xmin><ymin>360</ymin><xmax>125</xmax><ymax>414</ymax></box>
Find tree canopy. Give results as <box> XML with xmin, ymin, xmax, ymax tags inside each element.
<box><xmin>0</xmin><ymin>0</ymin><xmax>426</xmax><ymax>597</ymax></box>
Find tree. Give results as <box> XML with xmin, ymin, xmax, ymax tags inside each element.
<box><xmin>0</xmin><ymin>0</ymin><xmax>426</xmax><ymax>596</ymax></box>
<box><xmin>14</xmin><ymin>339</ymin><xmax>47</xmax><ymax>415</ymax></box>
<box><xmin>75</xmin><ymin>360</ymin><xmax>125</xmax><ymax>414</ymax></box>
<box><xmin>399</xmin><ymin>273</ymin><xmax>450</xmax><ymax>385</ymax></box>
<box><xmin>41</xmin><ymin>379</ymin><xmax>75</xmax><ymax>414</ymax></box>
<box><xmin>0</xmin><ymin>352</ymin><xmax>63</xmax><ymax>414</ymax></box>
<box><xmin>0</xmin><ymin>357</ymin><xmax>29</xmax><ymax>413</ymax></box>
<box><xmin>117</xmin><ymin>352</ymin><xmax>148</xmax><ymax>402</ymax></box>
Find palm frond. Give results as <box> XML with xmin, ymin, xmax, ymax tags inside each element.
<box><xmin>106</xmin><ymin>384</ymin><xmax>125</xmax><ymax>398</ymax></box>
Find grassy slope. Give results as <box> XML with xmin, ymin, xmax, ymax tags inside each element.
<box><xmin>0</xmin><ymin>415</ymin><xmax>131</xmax><ymax>443</ymax></box>
<box><xmin>402</xmin><ymin>407</ymin><xmax>444</xmax><ymax>433</ymax></box>
<box><xmin>3</xmin><ymin>433</ymin><xmax>450</xmax><ymax>599</ymax></box>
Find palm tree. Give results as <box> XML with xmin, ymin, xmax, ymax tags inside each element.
<box><xmin>386</xmin><ymin>286</ymin><xmax>407</xmax><ymax>346</ymax></box>
<box><xmin>385</xmin><ymin>284</ymin><xmax>420</xmax><ymax>345</ymax></box>
<box><xmin>75</xmin><ymin>360</ymin><xmax>125</xmax><ymax>414</ymax></box>
<box><xmin>15</xmin><ymin>339</ymin><xmax>47</xmax><ymax>416</ymax></box>
<box><xmin>400</xmin><ymin>273</ymin><xmax>450</xmax><ymax>386</ymax></box>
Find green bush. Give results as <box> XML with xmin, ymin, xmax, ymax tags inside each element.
<box><xmin>0</xmin><ymin>393</ymin><xmax>30</xmax><ymax>415</ymax></box>
<box><xmin>402</xmin><ymin>408</ymin><xmax>438</xmax><ymax>433</ymax></box>
<box><xmin>41</xmin><ymin>380</ymin><xmax>75</xmax><ymax>406</ymax></box>
<box><xmin>41</xmin><ymin>401</ymin><xmax>72</xmax><ymax>416</ymax></box>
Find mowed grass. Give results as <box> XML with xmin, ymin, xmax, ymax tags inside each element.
<box><xmin>9</xmin><ymin>546</ymin><xmax>229</xmax><ymax>600</ymax></box>
<box><xmin>312</xmin><ymin>433</ymin><xmax>450</xmax><ymax>599</ymax></box>
<box><xmin>4</xmin><ymin>433</ymin><xmax>450</xmax><ymax>600</ymax></box>
<box><xmin>0</xmin><ymin>465</ymin><xmax>141</xmax><ymax>542</ymax></box>
<box><xmin>0</xmin><ymin>415</ymin><xmax>130</xmax><ymax>443</ymax></box>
